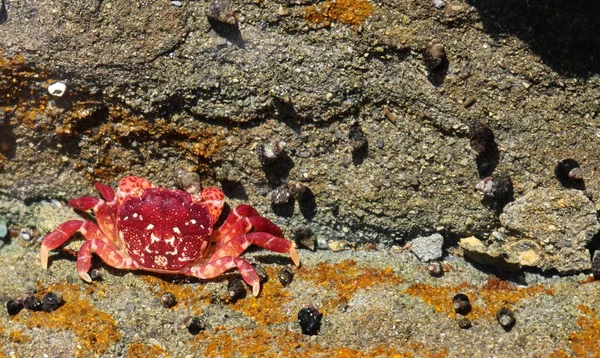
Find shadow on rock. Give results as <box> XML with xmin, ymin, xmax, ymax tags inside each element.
<box><xmin>467</xmin><ymin>0</ymin><xmax>600</xmax><ymax>77</ymax></box>
<box><xmin>0</xmin><ymin>0</ymin><xmax>7</xmax><ymax>25</ymax></box>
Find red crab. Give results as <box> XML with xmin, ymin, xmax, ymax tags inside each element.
<box><xmin>40</xmin><ymin>176</ymin><xmax>299</xmax><ymax>296</ymax></box>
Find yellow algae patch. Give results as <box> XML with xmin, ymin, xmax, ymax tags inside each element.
<box><xmin>404</xmin><ymin>276</ymin><xmax>554</xmax><ymax>320</ymax></box>
<box><xmin>298</xmin><ymin>260</ymin><xmax>405</xmax><ymax>314</ymax></box>
<box><xmin>141</xmin><ymin>275</ymin><xmax>209</xmax><ymax>313</ymax></box>
<box><xmin>6</xmin><ymin>329</ymin><xmax>31</xmax><ymax>344</ymax></box>
<box><xmin>15</xmin><ymin>283</ymin><xmax>120</xmax><ymax>356</ymax></box>
<box><xmin>227</xmin><ymin>266</ymin><xmax>293</xmax><ymax>326</ymax></box>
<box><xmin>305</xmin><ymin>0</ymin><xmax>374</xmax><ymax>27</ymax></box>
<box><xmin>200</xmin><ymin>326</ymin><xmax>445</xmax><ymax>357</ymax></box>
<box><xmin>229</xmin><ymin>260</ymin><xmax>404</xmax><ymax>326</ymax></box>
<box><xmin>569</xmin><ymin>305</ymin><xmax>600</xmax><ymax>356</ymax></box>
<box><xmin>127</xmin><ymin>342</ymin><xmax>170</xmax><ymax>358</ymax></box>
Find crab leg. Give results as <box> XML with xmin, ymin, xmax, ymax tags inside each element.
<box><xmin>214</xmin><ymin>213</ymin><xmax>284</xmax><ymax>245</ymax></box>
<box><xmin>40</xmin><ymin>220</ymin><xmax>108</xmax><ymax>269</ymax></box>
<box><xmin>210</xmin><ymin>232</ymin><xmax>300</xmax><ymax>266</ymax></box>
<box><xmin>76</xmin><ymin>239</ymin><xmax>136</xmax><ymax>282</ymax></box>
<box><xmin>183</xmin><ymin>256</ymin><xmax>261</xmax><ymax>296</ymax></box>
<box><xmin>212</xmin><ymin>204</ymin><xmax>261</xmax><ymax>240</ymax></box>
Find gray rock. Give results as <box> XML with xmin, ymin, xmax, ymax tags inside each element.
<box><xmin>461</xmin><ymin>188</ymin><xmax>600</xmax><ymax>273</ymax></box>
<box><xmin>410</xmin><ymin>233</ymin><xmax>444</xmax><ymax>262</ymax></box>
<box><xmin>0</xmin><ymin>218</ymin><xmax>7</xmax><ymax>238</ymax></box>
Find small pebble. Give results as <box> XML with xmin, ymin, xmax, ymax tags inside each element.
<box><xmin>184</xmin><ymin>316</ymin><xmax>207</xmax><ymax>335</ymax></box>
<box><xmin>348</xmin><ymin>121</ymin><xmax>368</xmax><ymax>151</ymax></box>
<box><xmin>227</xmin><ymin>278</ymin><xmax>246</xmax><ymax>301</ymax></box>
<box><xmin>298</xmin><ymin>305</ymin><xmax>322</xmax><ymax>335</ymax></box>
<box><xmin>23</xmin><ymin>295</ymin><xmax>42</xmax><ymax>311</ymax></box>
<box><xmin>327</xmin><ymin>240</ymin><xmax>346</xmax><ymax>252</ymax></box>
<box><xmin>41</xmin><ymin>292</ymin><xmax>63</xmax><ymax>312</ymax></box>
<box><xmin>555</xmin><ymin>159</ymin><xmax>584</xmax><ymax>189</ymax></box>
<box><xmin>496</xmin><ymin>307</ymin><xmax>516</xmax><ymax>330</ymax></box>
<box><xmin>160</xmin><ymin>292</ymin><xmax>177</xmax><ymax>308</ymax></box>
<box><xmin>457</xmin><ymin>317</ymin><xmax>471</xmax><ymax>329</ymax></box>
<box><xmin>0</xmin><ymin>219</ymin><xmax>7</xmax><ymax>238</ymax></box>
<box><xmin>20</xmin><ymin>228</ymin><xmax>33</xmax><ymax>242</ymax></box>
<box><xmin>468</xmin><ymin>120</ymin><xmax>495</xmax><ymax>158</ymax></box>
<box><xmin>277</xmin><ymin>265</ymin><xmax>294</xmax><ymax>286</ymax></box>
<box><xmin>171</xmin><ymin>0</ymin><xmax>182</xmax><ymax>6</ymax></box>
<box><xmin>426</xmin><ymin>261</ymin><xmax>444</xmax><ymax>277</ymax></box>
<box><xmin>291</xmin><ymin>183</ymin><xmax>308</xmax><ymax>201</ymax></box>
<box><xmin>48</xmin><ymin>82</ymin><xmax>67</xmax><ymax>97</ymax></box>
<box><xmin>206</xmin><ymin>0</ymin><xmax>237</xmax><ymax>25</ymax></box>
<box><xmin>257</xmin><ymin>139</ymin><xmax>286</xmax><ymax>165</ymax></box>
<box><xmin>475</xmin><ymin>173</ymin><xmax>513</xmax><ymax>203</ymax></box>
<box><xmin>268</xmin><ymin>185</ymin><xmax>292</xmax><ymax>205</ymax></box>
<box><xmin>6</xmin><ymin>299</ymin><xmax>23</xmax><ymax>316</ymax></box>
<box><xmin>177</xmin><ymin>169</ymin><xmax>202</xmax><ymax>195</ymax></box>
<box><xmin>452</xmin><ymin>293</ymin><xmax>471</xmax><ymax>315</ymax></box>
<box><xmin>292</xmin><ymin>226</ymin><xmax>316</xmax><ymax>251</ymax></box>
<box><xmin>88</xmin><ymin>268</ymin><xmax>102</xmax><ymax>281</ymax></box>
<box><xmin>422</xmin><ymin>41</ymin><xmax>447</xmax><ymax>71</ymax></box>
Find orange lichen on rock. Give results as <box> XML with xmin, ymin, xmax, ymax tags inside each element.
<box><xmin>227</xmin><ymin>266</ymin><xmax>293</xmax><ymax>325</ymax></box>
<box><xmin>6</xmin><ymin>329</ymin><xmax>31</xmax><ymax>344</ymax></box>
<box><xmin>404</xmin><ymin>275</ymin><xmax>554</xmax><ymax>320</ymax></box>
<box><xmin>0</xmin><ymin>50</ymin><xmax>51</xmax><ymax>128</ymax></box>
<box><xmin>305</xmin><ymin>0</ymin><xmax>374</xmax><ymax>26</ymax></box>
<box><xmin>298</xmin><ymin>260</ymin><xmax>405</xmax><ymax>314</ymax></box>
<box><xmin>141</xmin><ymin>274</ymin><xmax>209</xmax><ymax>312</ymax></box>
<box><xmin>569</xmin><ymin>305</ymin><xmax>600</xmax><ymax>356</ymax></box>
<box><xmin>15</xmin><ymin>282</ymin><xmax>120</xmax><ymax>356</ymax></box>
<box><xmin>228</xmin><ymin>261</ymin><xmax>404</xmax><ymax>326</ymax></box>
<box><xmin>201</xmin><ymin>326</ymin><xmax>444</xmax><ymax>357</ymax></box>
<box><xmin>127</xmin><ymin>342</ymin><xmax>170</xmax><ymax>358</ymax></box>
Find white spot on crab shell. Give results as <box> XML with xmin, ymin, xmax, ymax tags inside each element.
<box><xmin>190</xmin><ymin>219</ymin><xmax>197</xmax><ymax>224</ymax></box>
<box><xmin>154</xmin><ymin>255</ymin><xmax>168</xmax><ymax>267</ymax></box>
<box><xmin>150</xmin><ymin>234</ymin><xmax>160</xmax><ymax>243</ymax></box>
<box><xmin>166</xmin><ymin>247</ymin><xmax>178</xmax><ymax>255</ymax></box>
<box><xmin>165</xmin><ymin>236</ymin><xmax>175</xmax><ymax>246</ymax></box>
<box><xmin>173</xmin><ymin>227</ymin><xmax>180</xmax><ymax>234</ymax></box>
<box><xmin>132</xmin><ymin>213</ymin><xmax>138</xmax><ymax>218</ymax></box>
<box><xmin>124</xmin><ymin>216</ymin><xmax>129</xmax><ymax>221</ymax></box>
<box><xmin>146</xmin><ymin>224</ymin><xmax>154</xmax><ymax>230</ymax></box>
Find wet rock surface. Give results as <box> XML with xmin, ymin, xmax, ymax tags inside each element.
<box><xmin>1</xmin><ymin>0</ymin><xmax>600</xmax><ymax>356</ymax></box>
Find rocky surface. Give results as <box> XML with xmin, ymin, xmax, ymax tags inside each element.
<box><xmin>410</xmin><ymin>232</ymin><xmax>444</xmax><ymax>262</ymax></box>
<box><xmin>461</xmin><ymin>188</ymin><xmax>600</xmax><ymax>273</ymax></box>
<box><xmin>1</xmin><ymin>0</ymin><xmax>600</xmax><ymax>356</ymax></box>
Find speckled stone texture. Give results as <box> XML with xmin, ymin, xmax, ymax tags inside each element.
<box><xmin>461</xmin><ymin>188</ymin><xmax>600</xmax><ymax>273</ymax></box>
